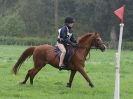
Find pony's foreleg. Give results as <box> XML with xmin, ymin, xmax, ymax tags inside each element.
<box><xmin>66</xmin><ymin>70</ymin><xmax>76</xmax><ymax>88</ymax></box>
<box><xmin>78</xmin><ymin>66</ymin><xmax>94</xmax><ymax>88</ymax></box>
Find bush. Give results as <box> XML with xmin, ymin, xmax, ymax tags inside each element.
<box><xmin>122</xmin><ymin>41</ymin><xmax>133</xmax><ymax>50</ymax></box>
<box><xmin>0</xmin><ymin>36</ymin><xmax>56</xmax><ymax>46</ymax></box>
<box><xmin>0</xmin><ymin>13</ymin><xmax>26</xmax><ymax>37</ymax></box>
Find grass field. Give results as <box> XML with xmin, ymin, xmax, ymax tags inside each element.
<box><xmin>0</xmin><ymin>45</ymin><xmax>132</xmax><ymax>99</ymax></box>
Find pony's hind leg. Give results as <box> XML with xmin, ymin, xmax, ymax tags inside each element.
<box><xmin>20</xmin><ymin>68</ymin><xmax>34</xmax><ymax>84</ymax></box>
<box><xmin>20</xmin><ymin>72</ymin><xmax>29</xmax><ymax>84</ymax></box>
<box><xmin>29</xmin><ymin>68</ymin><xmax>41</xmax><ymax>85</ymax></box>
<box><xmin>20</xmin><ymin>65</ymin><xmax>45</xmax><ymax>85</ymax></box>
<box><xmin>29</xmin><ymin>64</ymin><xmax>45</xmax><ymax>85</ymax></box>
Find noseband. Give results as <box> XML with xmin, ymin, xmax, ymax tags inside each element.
<box><xmin>92</xmin><ymin>37</ymin><xmax>105</xmax><ymax>50</ymax></box>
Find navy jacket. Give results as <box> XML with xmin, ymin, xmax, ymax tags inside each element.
<box><xmin>58</xmin><ymin>26</ymin><xmax>77</xmax><ymax>47</ymax></box>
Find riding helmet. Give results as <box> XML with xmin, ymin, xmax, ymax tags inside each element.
<box><xmin>64</xmin><ymin>16</ymin><xmax>74</xmax><ymax>24</ymax></box>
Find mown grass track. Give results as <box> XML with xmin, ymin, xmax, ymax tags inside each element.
<box><xmin>0</xmin><ymin>45</ymin><xmax>132</xmax><ymax>99</ymax></box>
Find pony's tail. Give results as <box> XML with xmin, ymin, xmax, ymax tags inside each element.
<box><xmin>12</xmin><ymin>46</ymin><xmax>36</xmax><ymax>75</ymax></box>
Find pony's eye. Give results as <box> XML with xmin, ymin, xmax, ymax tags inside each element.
<box><xmin>97</xmin><ymin>39</ymin><xmax>100</xmax><ymax>41</ymax></box>
<box><xmin>97</xmin><ymin>38</ymin><xmax>102</xmax><ymax>41</ymax></box>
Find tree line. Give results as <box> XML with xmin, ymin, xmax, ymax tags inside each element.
<box><xmin>0</xmin><ymin>0</ymin><xmax>132</xmax><ymax>48</ymax></box>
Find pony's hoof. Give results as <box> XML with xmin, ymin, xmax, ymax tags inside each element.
<box><xmin>89</xmin><ymin>83</ymin><xmax>94</xmax><ymax>88</ymax></box>
<box><xmin>19</xmin><ymin>81</ymin><xmax>26</xmax><ymax>85</ymax></box>
<box><xmin>66</xmin><ymin>83</ymin><xmax>71</xmax><ymax>88</ymax></box>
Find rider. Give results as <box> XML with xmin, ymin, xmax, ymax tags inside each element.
<box><xmin>56</xmin><ymin>16</ymin><xmax>77</xmax><ymax>70</ymax></box>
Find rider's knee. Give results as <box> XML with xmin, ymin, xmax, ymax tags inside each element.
<box><xmin>62</xmin><ymin>49</ymin><xmax>66</xmax><ymax>54</ymax></box>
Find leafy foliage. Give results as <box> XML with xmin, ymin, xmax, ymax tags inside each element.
<box><xmin>0</xmin><ymin>0</ymin><xmax>132</xmax><ymax>49</ymax></box>
<box><xmin>0</xmin><ymin>13</ymin><xmax>25</xmax><ymax>36</ymax></box>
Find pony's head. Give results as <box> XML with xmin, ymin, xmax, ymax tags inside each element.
<box><xmin>92</xmin><ymin>32</ymin><xmax>106</xmax><ymax>52</ymax></box>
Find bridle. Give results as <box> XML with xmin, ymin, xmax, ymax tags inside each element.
<box><xmin>92</xmin><ymin>37</ymin><xmax>105</xmax><ymax>50</ymax></box>
<box><xmin>75</xmin><ymin>36</ymin><xmax>104</xmax><ymax>50</ymax></box>
<box><xmin>73</xmin><ymin>36</ymin><xmax>105</xmax><ymax>60</ymax></box>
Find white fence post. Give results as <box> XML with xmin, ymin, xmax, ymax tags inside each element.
<box><xmin>114</xmin><ymin>23</ymin><xmax>124</xmax><ymax>99</ymax></box>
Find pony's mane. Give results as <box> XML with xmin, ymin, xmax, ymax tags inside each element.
<box><xmin>77</xmin><ymin>33</ymin><xmax>94</xmax><ymax>43</ymax></box>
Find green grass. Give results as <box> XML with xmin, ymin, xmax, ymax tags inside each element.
<box><xmin>0</xmin><ymin>45</ymin><xmax>132</xmax><ymax>99</ymax></box>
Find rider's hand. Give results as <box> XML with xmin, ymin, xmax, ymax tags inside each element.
<box><xmin>71</xmin><ymin>43</ymin><xmax>78</xmax><ymax>47</ymax></box>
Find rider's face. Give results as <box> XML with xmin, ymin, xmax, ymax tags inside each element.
<box><xmin>68</xmin><ymin>23</ymin><xmax>74</xmax><ymax>27</ymax></box>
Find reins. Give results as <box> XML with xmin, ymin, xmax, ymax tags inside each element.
<box><xmin>73</xmin><ymin>45</ymin><xmax>92</xmax><ymax>60</ymax></box>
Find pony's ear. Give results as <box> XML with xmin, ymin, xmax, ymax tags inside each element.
<box><xmin>92</xmin><ymin>32</ymin><xmax>97</xmax><ymax>37</ymax></box>
<box><xmin>94</xmin><ymin>32</ymin><xmax>99</xmax><ymax>36</ymax></box>
<box><xmin>95</xmin><ymin>32</ymin><xmax>99</xmax><ymax>35</ymax></box>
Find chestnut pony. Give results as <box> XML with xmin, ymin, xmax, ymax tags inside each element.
<box><xmin>12</xmin><ymin>32</ymin><xmax>106</xmax><ymax>88</ymax></box>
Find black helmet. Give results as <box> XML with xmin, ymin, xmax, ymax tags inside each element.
<box><xmin>65</xmin><ymin>16</ymin><xmax>74</xmax><ymax>24</ymax></box>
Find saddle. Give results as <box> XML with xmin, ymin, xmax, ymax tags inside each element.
<box><xmin>54</xmin><ymin>45</ymin><xmax>74</xmax><ymax>66</ymax></box>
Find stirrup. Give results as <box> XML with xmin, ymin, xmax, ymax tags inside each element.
<box><xmin>59</xmin><ymin>65</ymin><xmax>66</xmax><ymax>71</ymax></box>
